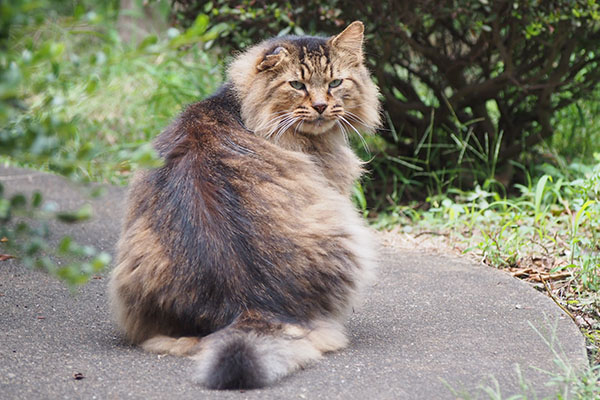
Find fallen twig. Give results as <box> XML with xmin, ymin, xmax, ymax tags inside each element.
<box><xmin>414</xmin><ymin>231</ymin><xmax>449</xmax><ymax>238</ymax></box>
<box><xmin>538</xmin><ymin>273</ymin><xmax>582</xmax><ymax>327</ymax></box>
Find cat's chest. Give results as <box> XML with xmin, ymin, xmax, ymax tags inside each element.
<box><xmin>308</xmin><ymin>145</ymin><xmax>363</xmax><ymax>196</ymax></box>
<box><xmin>274</xmin><ymin>134</ymin><xmax>363</xmax><ymax>196</ymax></box>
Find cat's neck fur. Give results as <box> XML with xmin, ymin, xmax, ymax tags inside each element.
<box><xmin>218</xmin><ymin>83</ymin><xmax>362</xmax><ymax>196</ymax></box>
<box><xmin>272</xmin><ymin>124</ymin><xmax>363</xmax><ymax>196</ymax></box>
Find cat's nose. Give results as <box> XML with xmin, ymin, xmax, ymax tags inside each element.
<box><xmin>312</xmin><ymin>103</ymin><xmax>327</xmax><ymax>114</ymax></box>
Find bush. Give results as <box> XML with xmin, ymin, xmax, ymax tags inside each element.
<box><xmin>172</xmin><ymin>0</ymin><xmax>600</xmax><ymax>204</ymax></box>
<box><xmin>1</xmin><ymin>0</ymin><xmax>221</xmax><ymax>285</ymax></box>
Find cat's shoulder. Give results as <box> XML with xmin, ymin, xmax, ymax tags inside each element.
<box><xmin>153</xmin><ymin>83</ymin><xmax>246</xmax><ymax>157</ymax></box>
<box><xmin>184</xmin><ymin>83</ymin><xmax>242</xmax><ymax>124</ymax></box>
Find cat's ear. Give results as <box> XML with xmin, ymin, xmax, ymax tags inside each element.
<box><xmin>329</xmin><ymin>21</ymin><xmax>364</xmax><ymax>56</ymax></box>
<box><xmin>257</xmin><ymin>46</ymin><xmax>290</xmax><ymax>71</ymax></box>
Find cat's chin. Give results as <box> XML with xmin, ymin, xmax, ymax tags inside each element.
<box><xmin>296</xmin><ymin>119</ymin><xmax>337</xmax><ymax>135</ymax></box>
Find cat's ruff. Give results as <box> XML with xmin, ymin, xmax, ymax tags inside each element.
<box><xmin>108</xmin><ymin>21</ymin><xmax>381</xmax><ymax>390</ymax></box>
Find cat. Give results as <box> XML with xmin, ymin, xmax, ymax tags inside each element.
<box><xmin>108</xmin><ymin>21</ymin><xmax>381</xmax><ymax>390</ymax></box>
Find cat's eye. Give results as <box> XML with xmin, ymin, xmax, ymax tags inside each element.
<box><xmin>329</xmin><ymin>79</ymin><xmax>343</xmax><ymax>88</ymax></box>
<box><xmin>289</xmin><ymin>81</ymin><xmax>306</xmax><ymax>90</ymax></box>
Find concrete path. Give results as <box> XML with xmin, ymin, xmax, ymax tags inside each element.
<box><xmin>0</xmin><ymin>166</ymin><xmax>588</xmax><ymax>399</ymax></box>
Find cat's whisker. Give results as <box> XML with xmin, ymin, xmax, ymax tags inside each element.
<box><xmin>339</xmin><ymin>116</ymin><xmax>370</xmax><ymax>155</ymax></box>
<box><xmin>263</xmin><ymin>114</ymin><xmax>295</xmax><ymax>139</ymax></box>
<box><xmin>293</xmin><ymin>119</ymin><xmax>305</xmax><ymax>135</ymax></box>
<box><xmin>336</xmin><ymin>120</ymin><xmax>349</xmax><ymax>144</ymax></box>
<box><xmin>274</xmin><ymin>117</ymin><xmax>298</xmax><ymax>141</ymax></box>
<box><xmin>344</xmin><ymin>109</ymin><xmax>392</xmax><ymax>133</ymax></box>
<box><xmin>344</xmin><ymin>110</ymin><xmax>373</xmax><ymax>130</ymax></box>
<box><xmin>262</xmin><ymin>112</ymin><xmax>293</xmax><ymax>130</ymax></box>
<box><xmin>260</xmin><ymin>120</ymin><xmax>285</xmax><ymax>137</ymax></box>
<box><xmin>264</xmin><ymin>117</ymin><xmax>291</xmax><ymax>134</ymax></box>
<box><xmin>284</xmin><ymin>117</ymin><xmax>299</xmax><ymax>134</ymax></box>
<box><xmin>344</xmin><ymin>109</ymin><xmax>366</xmax><ymax>122</ymax></box>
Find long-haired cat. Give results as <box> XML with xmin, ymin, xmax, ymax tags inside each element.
<box><xmin>108</xmin><ymin>21</ymin><xmax>381</xmax><ymax>390</ymax></box>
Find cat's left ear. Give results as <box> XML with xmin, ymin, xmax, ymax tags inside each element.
<box><xmin>328</xmin><ymin>21</ymin><xmax>364</xmax><ymax>58</ymax></box>
<box><xmin>257</xmin><ymin>46</ymin><xmax>290</xmax><ymax>71</ymax></box>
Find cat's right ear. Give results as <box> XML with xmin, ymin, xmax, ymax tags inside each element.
<box><xmin>329</xmin><ymin>21</ymin><xmax>364</xmax><ymax>53</ymax></box>
<box><xmin>328</xmin><ymin>21</ymin><xmax>364</xmax><ymax>64</ymax></box>
<box><xmin>257</xmin><ymin>46</ymin><xmax>289</xmax><ymax>72</ymax></box>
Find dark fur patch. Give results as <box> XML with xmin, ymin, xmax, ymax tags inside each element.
<box><xmin>261</xmin><ymin>36</ymin><xmax>329</xmax><ymax>62</ymax></box>
<box><xmin>204</xmin><ymin>335</ymin><xmax>266</xmax><ymax>390</ymax></box>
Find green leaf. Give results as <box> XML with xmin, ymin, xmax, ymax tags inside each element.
<box><xmin>56</xmin><ymin>264</ymin><xmax>88</xmax><ymax>286</ymax></box>
<box><xmin>191</xmin><ymin>13</ymin><xmax>210</xmax><ymax>33</ymax></box>
<box><xmin>76</xmin><ymin>142</ymin><xmax>94</xmax><ymax>159</ymax></box>
<box><xmin>137</xmin><ymin>35</ymin><xmax>158</xmax><ymax>51</ymax></box>
<box><xmin>0</xmin><ymin>198</ymin><xmax>10</xmax><ymax>219</ymax></box>
<box><xmin>56</xmin><ymin>203</ymin><xmax>93</xmax><ymax>223</ymax></box>
<box><xmin>533</xmin><ymin>174</ymin><xmax>550</xmax><ymax>221</ymax></box>
<box><xmin>31</xmin><ymin>191</ymin><xmax>42</xmax><ymax>208</ymax></box>
<box><xmin>10</xmin><ymin>194</ymin><xmax>26</xmax><ymax>208</ymax></box>
<box><xmin>91</xmin><ymin>252</ymin><xmax>111</xmax><ymax>271</ymax></box>
<box><xmin>202</xmin><ymin>22</ymin><xmax>229</xmax><ymax>42</ymax></box>
<box><xmin>169</xmin><ymin>14</ymin><xmax>211</xmax><ymax>48</ymax></box>
<box><xmin>25</xmin><ymin>238</ymin><xmax>44</xmax><ymax>256</ymax></box>
<box><xmin>85</xmin><ymin>75</ymin><xmax>99</xmax><ymax>94</ymax></box>
<box><xmin>573</xmin><ymin>199</ymin><xmax>595</xmax><ymax>234</ymax></box>
<box><xmin>58</xmin><ymin>236</ymin><xmax>72</xmax><ymax>254</ymax></box>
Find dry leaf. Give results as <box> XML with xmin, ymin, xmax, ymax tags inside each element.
<box><xmin>0</xmin><ymin>254</ymin><xmax>15</xmax><ymax>261</ymax></box>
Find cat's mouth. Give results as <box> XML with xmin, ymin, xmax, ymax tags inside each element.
<box><xmin>299</xmin><ymin>117</ymin><xmax>336</xmax><ymax>134</ymax></box>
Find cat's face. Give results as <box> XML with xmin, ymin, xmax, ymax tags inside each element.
<box><xmin>229</xmin><ymin>22</ymin><xmax>380</xmax><ymax>145</ymax></box>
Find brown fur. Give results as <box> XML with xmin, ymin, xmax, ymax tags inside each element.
<box><xmin>108</xmin><ymin>21</ymin><xmax>381</xmax><ymax>390</ymax></box>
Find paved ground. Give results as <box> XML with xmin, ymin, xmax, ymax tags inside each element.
<box><xmin>0</xmin><ymin>166</ymin><xmax>588</xmax><ymax>399</ymax></box>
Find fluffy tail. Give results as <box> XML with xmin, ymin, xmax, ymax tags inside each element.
<box><xmin>142</xmin><ymin>319</ymin><xmax>348</xmax><ymax>390</ymax></box>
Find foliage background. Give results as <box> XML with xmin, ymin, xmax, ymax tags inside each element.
<box><xmin>1</xmin><ymin>0</ymin><xmax>223</xmax><ymax>284</ymax></box>
<box><xmin>173</xmin><ymin>0</ymin><xmax>600</xmax><ymax>205</ymax></box>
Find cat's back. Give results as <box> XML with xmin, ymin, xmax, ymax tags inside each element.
<box><xmin>150</xmin><ymin>84</ymin><xmax>246</xmax><ymax>161</ymax></box>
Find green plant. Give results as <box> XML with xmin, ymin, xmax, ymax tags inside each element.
<box><xmin>0</xmin><ymin>185</ymin><xmax>111</xmax><ymax>286</ymax></box>
<box><xmin>1</xmin><ymin>0</ymin><xmax>221</xmax><ymax>285</ymax></box>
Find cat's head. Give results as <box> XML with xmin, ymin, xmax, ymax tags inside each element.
<box><xmin>228</xmin><ymin>21</ymin><xmax>380</xmax><ymax>144</ymax></box>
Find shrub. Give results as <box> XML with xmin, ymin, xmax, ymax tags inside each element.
<box><xmin>172</xmin><ymin>0</ymin><xmax>600</xmax><ymax>203</ymax></box>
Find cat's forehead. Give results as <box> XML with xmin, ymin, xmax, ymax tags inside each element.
<box><xmin>270</xmin><ymin>36</ymin><xmax>334</xmax><ymax>78</ymax></box>
<box><xmin>268</xmin><ymin>36</ymin><xmax>329</xmax><ymax>55</ymax></box>
<box><xmin>290</xmin><ymin>36</ymin><xmax>330</xmax><ymax>59</ymax></box>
